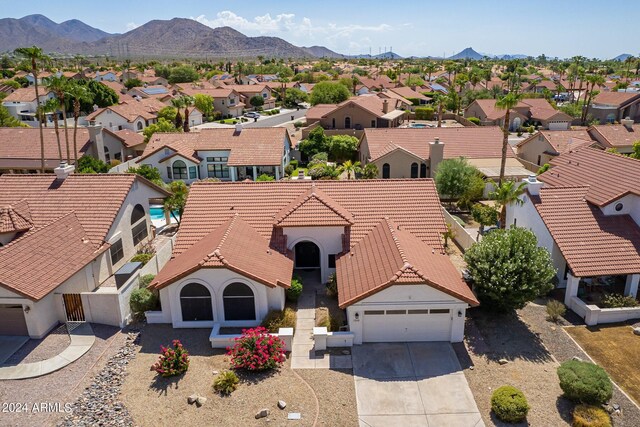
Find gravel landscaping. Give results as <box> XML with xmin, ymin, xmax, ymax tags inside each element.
<box><xmin>0</xmin><ymin>324</ymin><xmax>124</xmax><ymax>427</ymax></box>
<box><xmin>120</xmin><ymin>324</ymin><xmax>357</xmax><ymax>426</ymax></box>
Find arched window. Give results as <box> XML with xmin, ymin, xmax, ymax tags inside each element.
<box><xmin>136</xmin><ymin>121</ymin><xmax>143</xmax><ymax>131</ymax></box>
<box><xmin>344</xmin><ymin>116</ymin><xmax>351</xmax><ymax>128</ymax></box>
<box><xmin>223</xmin><ymin>283</ymin><xmax>255</xmax><ymax>321</ymax></box>
<box><xmin>172</xmin><ymin>160</ymin><xmax>188</xmax><ymax>180</ymax></box>
<box><xmin>420</xmin><ymin>163</ymin><xmax>427</xmax><ymax>178</ymax></box>
<box><xmin>180</xmin><ymin>283</ymin><xmax>213</xmax><ymax>321</ymax></box>
<box><xmin>131</xmin><ymin>204</ymin><xmax>148</xmax><ymax>245</ymax></box>
<box><xmin>382</xmin><ymin>163</ymin><xmax>390</xmax><ymax>179</ymax></box>
<box><xmin>410</xmin><ymin>162</ymin><xmax>419</xmax><ymax>178</ymax></box>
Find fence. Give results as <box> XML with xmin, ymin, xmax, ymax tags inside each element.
<box><xmin>109</xmin><ymin>156</ymin><xmax>140</xmax><ymax>173</ymax></box>
<box><xmin>300</xmin><ymin>121</ymin><xmax>365</xmax><ymax>140</ymax></box>
<box><xmin>441</xmin><ymin>113</ymin><xmax>478</xmax><ymax>127</ymax></box>
<box><xmin>516</xmin><ymin>156</ymin><xmax>542</xmax><ymax>173</ymax></box>
<box><xmin>441</xmin><ymin>207</ymin><xmax>477</xmax><ymax>251</ymax></box>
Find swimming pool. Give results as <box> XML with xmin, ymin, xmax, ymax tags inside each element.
<box><xmin>409</xmin><ymin>123</ymin><xmax>427</xmax><ymax>128</ymax></box>
<box><xmin>150</xmin><ymin>206</ymin><xmax>179</xmax><ymax>221</ymax></box>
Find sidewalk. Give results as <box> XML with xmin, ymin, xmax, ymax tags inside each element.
<box><xmin>290</xmin><ymin>271</ymin><xmax>352</xmax><ymax>369</ymax></box>
<box><xmin>0</xmin><ymin>323</ymin><xmax>95</xmax><ymax>380</ymax></box>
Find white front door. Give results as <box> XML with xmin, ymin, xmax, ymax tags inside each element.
<box><xmin>362</xmin><ymin>307</ymin><xmax>453</xmax><ymax>342</ymax></box>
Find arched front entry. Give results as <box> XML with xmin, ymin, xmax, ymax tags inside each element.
<box><xmin>180</xmin><ymin>283</ymin><xmax>213</xmax><ymax>321</ymax></box>
<box><xmin>294</xmin><ymin>241</ymin><xmax>321</xmax><ymax>269</ymax></box>
<box><xmin>223</xmin><ymin>282</ymin><xmax>256</xmax><ymax>321</ymax></box>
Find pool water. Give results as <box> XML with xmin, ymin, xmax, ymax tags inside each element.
<box><xmin>150</xmin><ymin>206</ymin><xmax>179</xmax><ymax>221</ymax></box>
<box><xmin>410</xmin><ymin>123</ymin><xmax>427</xmax><ymax>128</ymax></box>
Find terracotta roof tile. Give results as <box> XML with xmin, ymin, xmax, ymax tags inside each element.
<box><xmin>539</xmin><ymin>148</ymin><xmax>640</xmax><ymax>206</ymax></box>
<box><xmin>532</xmin><ymin>186</ymin><xmax>640</xmax><ymax>277</ymax></box>
<box><xmin>0</xmin><ymin>128</ymin><xmax>91</xmax><ymax>169</ymax></box>
<box><xmin>86</xmin><ymin>98</ymin><xmax>166</xmax><ymax>123</ymax></box>
<box><xmin>104</xmin><ymin>128</ymin><xmax>146</xmax><ymax>148</ymax></box>
<box><xmin>589</xmin><ymin>124</ymin><xmax>640</xmax><ymax>148</ymax></box>
<box><xmin>0</xmin><ymin>199</ymin><xmax>32</xmax><ymax>234</ymax></box>
<box><xmin>150</xmin><ymin>214</ymin><xmax>292</xmax><ymax>290</ymax></box>
<box><xmin>592</xmin><ymin>91</ymin><xmax>640</xmax><ymax>107</ymax></box>
<box><xmin>517</xmin><ymin>130</ymin><xmax>597</xmax><ymax>154</ymax></box>
<box><xmin>364</xmin><ymin>127</ymin><xmax>513</xmax><ymax>161</ymax></box>
<box><xmin>274</xmin><ymin>185</ymin><xmax>354</xmax><ymax>227</ymax></box>
<box><xmin>336</xmin><ymin>218</ymin><xmax>479</xmax><ymax>307</ymax></box>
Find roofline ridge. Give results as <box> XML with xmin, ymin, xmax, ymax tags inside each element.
<box><xmin>384</xmin><ymin>217</ymin><xmax>410</xmax><ymax>265</ymax></box>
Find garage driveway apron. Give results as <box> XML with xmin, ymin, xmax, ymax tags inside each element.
<box><xmin>353</xmin><ymin>342</ymin><xmax>484</xmax><ymax>427</ymax></box>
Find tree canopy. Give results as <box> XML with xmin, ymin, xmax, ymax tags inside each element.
<box><xmin>435</xmin><ymin>157</ymin><xmax>483</xmax><ymax>202</ymax></box>
<box><xmin>284</xmin><ymin>88</ymin><xmax>308</xmax><ymax>108</ymax></box>
<box><xmin>164</xmin><ymin>180</ymin><xmax>189</xmax><ymax>224</ymax></box>
<box><xmin>76</xmin><ymin>156</ymin><xmax>109</xmax><ymax>173</ymax></box>
<box><xmin>464</xmin><ymin>227</ymin><xmax>556</xmax><ymax>311</ymax></box>
<box><xmin>0</xmin><ymin>105</ymin><xmax>27</xmax><ymax>127</ymax></box>
<box><xmin>310</xmin><ymin>81</ymin><xmax>351</xmax><ymax>105</ymax></box>
<box><xmin>143</xmin><ymin>118</ymin><xmax>180</xmax><ymax>143</ymax></box>
<box><xmin>193</xmin><ymin>94</ymin><xmax>214</xmax><ymax>118</ymax></box>
<box><xmin>168</xmin><ymin>65</ymin><xmax>199</xmax><ymax>84</ymax></box>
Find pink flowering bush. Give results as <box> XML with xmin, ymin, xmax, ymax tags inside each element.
<box><xmin>151</xmin><ymin>339</ymin><xmax>190</xmax><ymax>377</ymax></box>
<box><xmin>227</xmin><ymin>327</ymin><xmax>286</xmax><ymax>371</ymax></box>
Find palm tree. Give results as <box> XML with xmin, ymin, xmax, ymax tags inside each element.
<box><xmin>432</xmin><ymin>93</ymin><xmax>446</xmax><ymax>128</ymax></box>
<box><xmin>495</xmin><ymin>92</ymin><xmax>522</xmax><ymax>185</ymax></box>
<box><xmin>171</xmin><ymin>98</ymin><xmax>184</xmax><ymax>129</ymax></box>
<box><xmin>66</xmin><ymin>82</ymin><xmax>92</xmax><ymax>164</ymax></box>
<box><xmin>14</xmin><ymin>46</ymin><xmax>49</xmax><ymax>172</ymax></box>
<box><xmin>489</xmin><ymin>180</ymin><xmax>526</xmax><ymax>229</ymax></box>
<box><xmin>44</xmin><ymin>75</ymin><xmax>71</xmax><ymax>163</ymax></box>
<box><xmin>181</xmin><ymin>95</ymin><xmax>195</xmax><ymax>132</ymax></box>
<box><xmin>361</xmin><ymin>163</ymin><xmax>378</xmax><ymax>179</ymax></box>
<box><xmin>339</xmin><ymin>160</ymin><xmax>361</xmax><ymax>179</ymax></box>
<box><xmin>42</xmin><ymin>98</ymin><xmax>63</xmax><ymax>161</ymax></box>
<box><xmin>624</xmin><ymin>55</ymin><xmax>636</xmax><ymax>82</ymax></box>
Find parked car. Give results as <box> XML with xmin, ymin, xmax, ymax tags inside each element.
<box><xmin>244</xmin><ymin>112</ymin><xmax>260</xmax><ymax>119</ymax></box>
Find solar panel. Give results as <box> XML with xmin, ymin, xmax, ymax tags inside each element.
<box><xmin>143</xmin><ymin>87</ymin><xmax>168</xmax><ymax>95</ymax></box>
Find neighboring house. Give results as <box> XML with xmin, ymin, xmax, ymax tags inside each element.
<box><xmin>524</xmin><ymin>80</ymin><xmax>561</xmax><ymax>94</ymax></box>
<box><xmin>176</xmin><ymin>85</ymin><xmax>244</xmax><ymax>118</ymax></box>
<box><xmin>465</xmin><ymin>98</ymin><xmax>573</xmax><ymax>130</ymax></box>
<box><xmin>89</xmin><ymin>70</ymin><xmax>118</xmax><ymax>82</ymax></box>
<box><xmin>128</xmin><ymin>85</ymin><xmax>173</xmax><ymax>103</ymax></box>
<box><xmin>2</xmin><ymin>87</ymin><xmax>56</xmax><ymax>126</ymax></box>
<box><xmin>85</xmin><ymin>98</ymin><xmax>166</xmax><ymax>132</ymax></box>
<box><xmin>506</xmin><ymin>148</ymin><xmax>640</xmax><ymax>325</ymax></box>
<box><xmin>83</xmin><ymin>127</ymin><xmax>147</xmax><ymax>163</ymax></box>
<box><xmin>359</xmin><ymin>127</ymin><xmax>529</xmax><ymax>185</ymax></box>
<box><xmin>386</xmin><ymin>86</ymin><xmax>432</xmax><ymax>106</ymax></box>
<box><xmin>588</xmin><ymin>120</ymin><xmax>640</xmax><ymax>154</ymax></box>
<box><xmin>139</xmin><ymin>75</ymin><xmax>169</xmax><ymax>87</ymax></box>
<box><xmin>0</xmin><ymin>169</ymin><xmax>169</xmax><ymax>337</ymax></box>
<box><xmin>306</xmin><ymin>96</ymin><xmax>407</xmax><ymax>130</ymax></box>
<box><xmin>588</xmin><ymin>91</ymin><xmax>640</xmax><ymax>124</ymax></box>
<box><xmin>146</xmin><ymin>180</ymin><xmax>478</xmax><ymax>343</ymax></box>
<box><xmin>0</xmin><ymin>127</ymin><xmax>91</xmax><ymax>173</ymax></box>
<box><xmin>136</xmin><ymin>126</ymin><xmax>291</xmax><ymax>183</ymax></box>
<box><xmin>220</xmin><ymin>84</ymin><xmax>276</xmax><ymax>110</ymax></box>
<box><xmin>516</xmin><ymin>129</ymin><xmax>598</xmax><ymax>166</ymax></box>
<box><xmin>356</xmin><ymin>75</ymin><xmax>396</xmax><ymax>91</ymax></box>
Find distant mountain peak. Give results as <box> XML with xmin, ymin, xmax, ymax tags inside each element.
<box><xmin>448</xmin><ymin>47</ymin><xmax>483</xmax><ymax>60</ymax></box>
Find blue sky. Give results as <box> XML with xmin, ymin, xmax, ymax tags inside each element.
<box><xmin>4</xmin><ymin>1</ymin><xmax>638</xmax><ymax>58</ymax></box>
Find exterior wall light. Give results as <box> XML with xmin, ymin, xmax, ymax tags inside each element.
<box><xmin>24</xmin><ymin>305</ymin><xmax>31</xmax><ymax>313</ymax></box>
<box><xmin>354</xmin><ymin>312</ymin><xmax>360</xmax><ymax>321</ymax></box>
<box><xmin>458</xmin><ymin>310</ymin><xmax>463</xmax><ymax>318</ymax></box>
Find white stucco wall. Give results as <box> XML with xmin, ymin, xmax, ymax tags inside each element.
<box><xmin>284</xmin><ymin>226</ymin><xmax>345</xmax><ymax>283</ymax></box>
<box><xmin>600</xmin><ymin>193</ymin><xmax>640</xmax><ymax>225</ymax></box>
<box><xmin>346</xmin><ymin>285</ymin><xmax>468</xmax><ymax>344</ymax></box>
<box><xmin>156</xmin><ymin>268</ymin><xmax>285</xmax><ymax>328</ymax></box>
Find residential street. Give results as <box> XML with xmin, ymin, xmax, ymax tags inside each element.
<box><xmin>243</xmin><ymin>108</ymin><xmax>307</xmax><ymax>128</ymax></box>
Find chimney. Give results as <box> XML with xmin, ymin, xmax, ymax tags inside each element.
<box><xmin>428</xmin><ymin>137</ymin><xmax>444</xmax><ymax>178</ymax></box>
<box><xmin>235</xmin><ymin>123</ymin><xmax>243</xmax><ymax>133</ymax></box>
<box><xmin>621</xmin><ymin>117</ymin><xmax>634</xmax><ymax>130</ymax></box>
<box><xmin>87</xmin><ymin>123</ymin><xmax>106</xmax><ymax>162</ymax></box>
<box><xmin>382</xmin><ymin>99</ymin><xmax>389</xmax><ymax>114</ymax></box>
<box><xmin>297</xmin><ymin>169</ymin><xmax>305</xmax><ymax>179</ymax></box>
<box><xmin>523</xmin><ymin>175</ymin><xmax>543</xmax><ymax>196</ymax></box>
<box><xmin>54</xmin><ymin>162</ymin><xmax>75</xmax><ymax>180</ymax></box>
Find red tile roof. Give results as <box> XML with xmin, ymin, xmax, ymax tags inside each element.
<box><xmin>104</xmin><ymin>128</ymin><xmax>146</xmax><ymax>148</ymax></box>
<box><xmin>589</xmin><ymin>124</ymin><xmax>640</xmax><ymax>148</ymax></box>
<box><xmin>0</xmin><ymin>212</ymin><xmax>108</xmax><ymax>300</ymax></box>
<box><xmin>336</xmin><ymin>218</ymin><xmax>479</xmax><ymax>307</ymax></box>
<box><xmin>2</xmin><ymin>87</ymin><xmax>51</xmax><ymax>102</ymax></box>
<box><xmin>517</xmin><ymin>130</ymin><xmax>597</xmax><ymax>154</ymax></box>
<box><xmin>0</xmin><ymin>127</ymin><xmax>91</xmax><ymax>169</ymax></box>
<box><xmin>274</xmin><ymin>186</ymin><xmax>354</xmax><ymax>227</ymax></box>
<box><xmin>86</xmin><ymin>98</ymin><xmax>166</xmax><ymax>123</ymax></box>
<box><xmin>592</xmin><ymin>91</ymin><xmax>640</xmax><ymax>107</ymax></box>
<box><xmin>539</xmin><ymin>148</ymin><xmax>640</xmax><ymax>206</ymax></box>
<box><xmin>174</xmin><ymin>179</ymin><xmax>447</xmax><ymax>257</ymax></box>
<box><xmin>150</xmin><ymin>214</ymin><xmax>293</xmax><ymax>290</ymax></box>
<box><xmin>363</xmin><ymin>127</ymin><xmax>512</xmax><ymax>161</ymax></box>
<box><xmin>0</xmin><ymin>199</ymin><xmax>32</xmax><ymax>234</ymax></box>
<box><xmin>138</xmin><ymin>127</ymin><xmax>289</xmax><ymax>167</ymax></box>
<box><xmin>531</xmin><ymin>186</ymin><xmax>640</xmax><ymax>277</ymax></box>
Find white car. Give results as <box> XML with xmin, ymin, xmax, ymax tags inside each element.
<box><xmin>244</xmin><ymin>112</ymin><xmax>261</xmax><ymax>119</ymax></box>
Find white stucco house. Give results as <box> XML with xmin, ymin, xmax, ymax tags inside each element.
<box><xmin>85</xmin><ymin>98</ymin><xmax>167</xmax><ymax>132</ymax></box>
<box><xmin>147</xmin><ymin>179</ymin><xmax>479</xmax><ymax>344</ymax></box>
<box><xmin>506</xmin><ymin>148</ymin><xmax>640</xmax><ymax>325</ymax></box>
<box><xmin>136</xmin><ymin>126</ymin><xmax>291</xmax><ymax>184</ymax></box>
<box><xmin>2</xmin><ymin>87</ymin><xmax>56</xmax><ymax>126</ymax></box>
<box><xmin>0</xmin><ymin>168</ymin><xmax>169</xmax><ymax>338</ymax></box>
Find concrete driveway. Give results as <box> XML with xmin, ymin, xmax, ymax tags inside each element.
<box><xmin>353</xmin><ymin>342</ymin><xmax>483</xmax><ymax>427</ymax></box>
<box><xmin>0</xmin><ymin>336</ymin><xmax>28</xmax><ymax>364</ymax></box>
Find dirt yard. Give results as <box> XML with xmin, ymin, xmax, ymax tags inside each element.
<box><xmin>456</xmin><ymin>308</ymin><xmax>573</xmax><ymax>426</ymax></box>
<box><xmin>566</xmin><ymin>324</ymin><xmax>640</xmax><ymax>406</ymax></box>
<box><xmin>121</xmin><ymin>324</ymin><xmax>357</xmax><ymax>427</ymax></box>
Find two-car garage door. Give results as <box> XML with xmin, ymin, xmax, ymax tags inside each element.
<box><xmin>0</xmin><ymin>305</ymin><xmax>29</xmax><ymax>336</ymax></box>
<box><xmin>362</xmin><ymin>307</ymin><xmax>452</xmax><ymax>342</ymax></box>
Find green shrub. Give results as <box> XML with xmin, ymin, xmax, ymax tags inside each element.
<box><xmin>601</xmin><ymin>293</ymin><xmax>639</xmax><ymax>308</ymax></box>
<box><xmin>467</xmin><ymin>117</ymin><xmax>481</xmax><ymax>125</ymax></box>
<box><xmin>151</xmin><ymin>339</ymin><xmax>190</xmax><ymax>377</ymax></box>
<box><xmin>326</xmin><ymin>273</ymin><xmax>338</xmax><ymax>298</ymax></box>
<box><xmin>261</xmin><ymin>308</ymin><xmax>297</xmax><ymax>332</ymax></box>
<box><xmin>130</xmin><ymin>288</ymin><xmax>158</xmax><ymax>314</ymax></box>
<box><xmin>286</xmin><ymin>277</ymin><xmax>303</xmax><ymax>302</ymax></box>
<box><xmin>294</xmin><ymin>121</ymin><xmax>304</xmax><ymax>128</ymax></box>
<box><xmin>256</xmin><ymin>173</ymin><xmax>275</xmax><ymax>181</ymax></box>
<box><xmin>490</xmin><ymin>386</ymin><xmax>530</xmax><ymax>423</ymax></box>
<box><xmin>415</xmin><ymin>106</ymin><xmax>434</xmax><ymax>120</ymax></box>
<box><xmin>572</xmin><ymin>404</ymin><xmax>611</xmax><ymax>427</ymax></box>
<box><xmin>139</xmin><ymin>274</ymin><xmax>155</xmax><ymax>288</ymax></box>
<box><xmin>316</xmin><ymin>307</ymin><xmax>342</xmax><ymax>331</ymax></box>
<box><xmin>284</xmin><ymin>164</ymin><xmax>295</xmax><ymax>176</ymax></box>
<box><xmin>131</xmin><ymin>253</ymin><xmax>154</xmax><ymax>265</ymax></box>
<box><xmin>289</xmin><ymin>159</ymin><xmax>299</xmax><ymax>169</ymax></box>
<box><xmin>557</xmin><ymin>360</ymin><xmax>613</xmax><ymax>404</ymax></box>
<box><xmin>546</xmin><ymin>300</ymin><xmax>566</xmax><ymax>322</ymax></box>
<box><xmin>213</xmin><ymin>370</ymin><xmax>240</xmax><ymax>395</ymax></box>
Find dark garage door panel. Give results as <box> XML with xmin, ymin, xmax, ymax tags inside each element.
<box><xmin>0</xmin><ymin>305</ymin><xmax>29</xmax><ymax>336</ymax></box>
